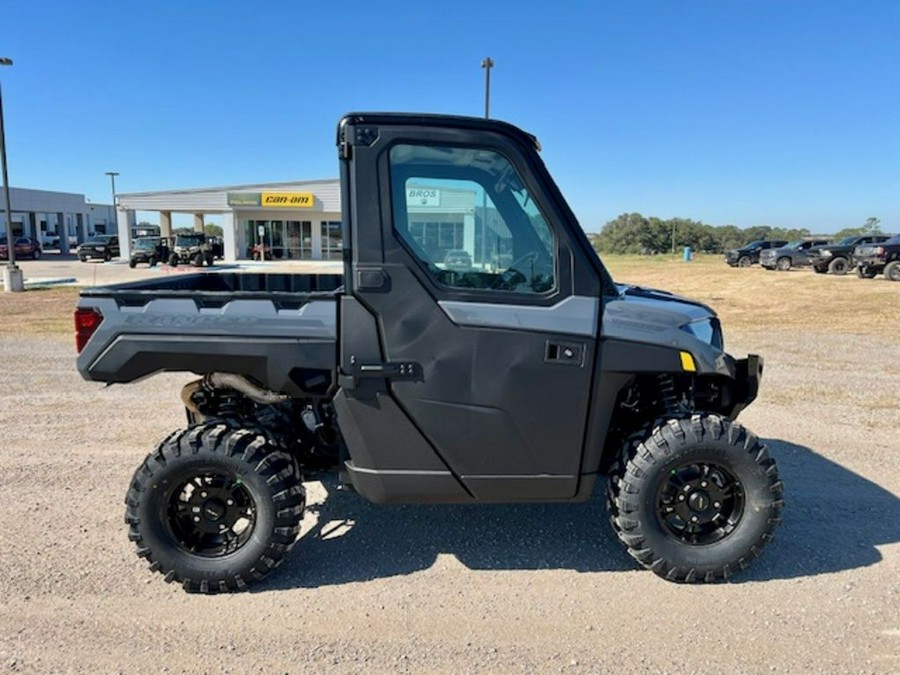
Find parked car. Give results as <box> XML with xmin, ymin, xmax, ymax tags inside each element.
<box><xmin>807</xmin><ymin>234</ymin><xmax>894</xmax><ymax>275</ymax></box>
<box><xmin>759</xmin><ymin>239</ymin><xmax>831</xmax><ymax>271</ymax></box>
<box><xmin>0</xmin><ymin>236</ymin><xmax>42</xmax><ymax>260</ymax></box>
<box><xmin>443</xmin><ymin>249</ymin><xmax>473</xmax><ymax>270</ymax></box>
<box><xmin>853</xmin><ymin>234</ymin><xmax>900</xmax><ymax>281</ymax></box>
<box><xmin>40</xmin><ymin>233</ymin><xmax>61</xmax><ymax>249</ymax></box>
<box><xmin>77</xmin><ymin>235</ymin><xmax>120</xmax><ymax>262</ymax></box>
<box><xmin>129</xmin><ymin>237</ymin><xmax>169</xmax><ymax>268</ymax></box>
<box><xmin>724</xmin><ymin>240</ymin><xmax>788</xmax><ymax>267</ymax></box>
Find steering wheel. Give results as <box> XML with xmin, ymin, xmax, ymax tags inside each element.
<box><xmin>491</xmin><ymin>251</ymin><xmax>539</xmax><ymax>291</ymax></box>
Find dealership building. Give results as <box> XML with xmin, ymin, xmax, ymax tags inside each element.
<box><xmin>0</xmin><ymin>187</ymin><xmax>115</xmax><ymax>252</ymax></box>
<box><xmin>116</xmin><ymin>179</ymin><xmax>479</xmax><ymax>263</ymax></box>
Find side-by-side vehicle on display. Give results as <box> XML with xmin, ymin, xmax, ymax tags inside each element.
<box><xmin>75</xmin><ymin>113</ymin><xmax>783</xmax><ymax>593</ymax></box>
<box><xmin>168</xmin><ymin>232</ymin><xmax>215</xmax><ymax>267</ymax></box>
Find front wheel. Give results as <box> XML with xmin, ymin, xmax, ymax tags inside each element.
<box><xmin>32</xmin><ymin>249</ymin><xmax>42</xmax><ymax>260</ymax></box>
<box><xmin>148</xmin><ymin>256</ymin><xmax>158</xmax><ymax>267</ymax></box>
<box><xmin>775</xmin><ymin>257</ymin><xmax>792</xmax><ymax>271</ymax></box>
<box><xmin>737</xmin><ymin>255</ymin><xmax>751</xmax><ymax>268</ymax></box>
<box><xmin>885</xmin><ymin>260</ymin><xmax>900</xmax><ymax>282</ymax></box>
<box><xmin>608</xmin><ymin>415</ymin><xmax>783</xmax><ymax>582</ymax></box>
<box><xmin>169</xmin><ymin>254</ymin><xmax>179</xmax><ymax>267</ymax></box>
<box><xmin>827</xmin><ymin>257</ymin><xmax>849</xmax><ymax>275</ymax></box>
<box><xmin>856</xmin><ymin>266</ymin><xmax>876</xmax><ymax>279</ymax></box>
<box><xmin>125</xmin><ymin>423</ymin><xmax>306</xmax><ymax>593</ymax></box>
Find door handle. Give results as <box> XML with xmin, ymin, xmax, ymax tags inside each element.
<box><xmin>545</xmin><ymin>341</ymin><xmax>584</xmax><ymax>366</ymax></box>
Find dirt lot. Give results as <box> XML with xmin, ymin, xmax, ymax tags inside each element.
<box><xmin>0</xmin><ymin>258</ymin><xmax>898</xmax><ymax>673</ymax></box>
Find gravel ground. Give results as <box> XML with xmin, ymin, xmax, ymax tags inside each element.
<box><xmin>0</xmin><ymin>316</ymin><xmax>898</xmax><ymax>671</ymax></box>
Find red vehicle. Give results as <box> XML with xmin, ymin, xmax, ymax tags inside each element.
<box><xmin>0</xmin><ymin>236</ymin><xmax>42</xmax><ymax>260</ymax></box>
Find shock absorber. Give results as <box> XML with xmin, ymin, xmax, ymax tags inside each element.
<box><xmin>658</xmin><ymin>374</ymin><xmax>680</xmax><ymax>417</ymax></box>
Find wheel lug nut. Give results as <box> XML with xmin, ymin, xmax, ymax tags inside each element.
<box><xmin>193</xmin><ymin>516</ymin><xmax>200</xmax><ymax>522</ymax></box>
<box><xmin>678</xmin><ymin>495</ymin><xmax>685</xmax><ymax>501</ymax></box>
<box><xmin>691</xmin><ymin>516</ymin><xmax>699</xmax><ymax>523</ymax></box>
<box><xmin>200</xmin><ymin>491</ymin><xmax>208</xmax><ymax>498</ymax></box>
<box><xmin>226</xmin><ymin>499</ymin><xmax>234</xmax><ymax>506</ymax></box>
<box><xmin>700</xmin><ymin>481</ymin><xmax>707</xmax><ymax>488</ymax></box>
<box><xmin>713</xmin><ymin>502</ymin><xmax>721</xmax><ymax>509</ymax></box>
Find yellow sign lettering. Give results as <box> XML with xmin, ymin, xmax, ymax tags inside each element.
<box><xmin>261</xmin><ymin>192</ymin><xmax>315</xmax><ymax>208</ymax></box>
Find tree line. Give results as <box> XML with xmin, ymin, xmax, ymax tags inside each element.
<box><xmin>589</xmin><ymin>214</ymin><xmax>884</xmax><ymax>255</ymax></box>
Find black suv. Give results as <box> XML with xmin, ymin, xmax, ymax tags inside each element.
<box><xmin>77</xmin><ymin>235</ymin><xmax>120</xmax><ymax>262</ymax></box>
<box><xmin>807</xmin><ymin>234</ymin><xmax>893</xmax><ymax>275</ymax></box>
<box><xmin>759</xmin><ymin>239</ymin><xmax>831</xmax><ymax>271</ymax></box>
<box><xmin>724</xmin><ymin>240</ymin><xmax>788</xmax><ymax>267</ymax></box>
<box><xmin>853</xmin><ymin>234</ymin><xmax>900</xmax><ymax>281</ymax></box>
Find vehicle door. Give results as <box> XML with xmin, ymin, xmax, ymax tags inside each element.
<box><xmin>335</xmin><ymin>115</ymin><xmax>608</xmax><ymax>502</ymax></box>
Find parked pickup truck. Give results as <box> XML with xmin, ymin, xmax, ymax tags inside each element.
<box><xmin>853</xmin><ymin>233</ymin><xmax>900</xmax><ymax>280</ymax></box>
<box><xmin>807</xmin><ymin>234</ymin><xmax>894</xmax><ymax>275</ymax></box>
<box><xmin>724</xmin><ymin>240</ymin><xmax>788</xmax><ymax>267</ymax></box>
<box><xmin>759</xmin><ymin>238</ymin><xmax>830</xmax><ymax>271</ymax></box>
<box><xmin>75</xmin><ymin>113</ymin><xmax>782</xmax><ymax>592</ymax></box>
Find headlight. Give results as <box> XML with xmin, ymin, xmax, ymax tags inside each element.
<box><xmin>681</xmin><ymin>318</ymin><xmax>723</xmax><ymax>350</ymax></box>
<box><xmin>820</xmin><ymin>249</ymin><xmax>832</xmax><ymax>258</ymax></box>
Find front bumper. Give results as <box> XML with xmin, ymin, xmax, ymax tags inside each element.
<box><xmin>728</xmin><ymin>354</ymin><xmax>763</xmax><ymax>420</ymax></box>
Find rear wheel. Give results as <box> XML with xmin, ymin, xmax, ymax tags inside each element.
<box><xmin>608</xmin><ymin>415</ymin><xmax>783</xmax><ymax>582</ymax></box>
<box><xmin>148</xmin><ymin>256</ymin><xmax>158</xmax><ymax>267</ymax></box>
<box><xmin>32</xmin><ymin>249</ymin><xmax>42</xmax><ymax>260</ymax></box>
<box><xmin>775</xmin><ymin>257</ymin><xmax>792</xmax><ymax>271</ymax></box>
<box><xmin>827</xmin><ymin>257</ymin><xmax>849</xmax><ymax>275</ymax></box>
<box><xmin>885</xmin><ymin>260</ymin><xmax>900</xmax><ymax>282</ymax></box>
<box><xmin>169</xmin><ymin>254</ymin><xmax>179</xmax><ymax>267</ymax></box>
<box><xmin>193</xmin><ymin>252</ymin><xmax>205</xmax><ymax>267</ymax></box>
<box><xmin>205</xmin><ymin>253</ymin><xmax>214</xmax><ymax>266</ymax></box>
<box><xmin>125</xmin><ymin>423</ymin><xmax>306</xmax><ymax>593</ymax></box>
<box><xmin>128</xmin><ymin>259</ymin><xmax>137</xmax><ymax>269</ymax></box>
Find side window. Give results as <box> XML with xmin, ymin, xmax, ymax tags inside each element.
<box><xmin>389</xmin><ymin>144</ymin><xmax>556</xmax><ymax>294</ymax></box>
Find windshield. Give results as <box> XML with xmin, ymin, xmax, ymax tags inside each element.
<box><xmin>837</xmin><ymin>236</ymin><xmax>858</xmax><ymax>246</ymax></box>
<box><xmin>176</xmin><ymin>235</ymin><xmax>202</xmax><ymax>247</ymax></box>
<box><xmin>745</xmin><ymin>240</ymin><xmax>764</xmax><ymax>248</ymax></box>
<box><xmin>134</xmin><ymin>239</ymin><xmax>158</xmax><ymax>250</ymax></box>
<box><xmin>784</xmin><ymin>240</ymin><xmax>805</xmax><ymax>250</ymax></box>
<box><xmin>87</xmin><ymin>236</ymin><xmax>112</xmax><ymax>244</ymax></box>
<box><xmin>885</xmin><ymin>234</ymin><xmax>900</xmax><ymax>245</ymax></box>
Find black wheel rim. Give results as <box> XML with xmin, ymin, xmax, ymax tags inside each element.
<box><xmin>656</xmin><ymin>461</ymin><xmax>745</xmax><ymax>545</ymax></box>
<box><xmin>165</xmin><ymin>470</ymin><xmax>257</xmax><ymax>557</ymax></box>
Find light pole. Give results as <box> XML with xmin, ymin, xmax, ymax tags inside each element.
<box><xmin>105</xmin><ymin>171</ymin><xmax>119</xmax><ymax>238</ymax></box>
<box><xmin>0</xmin><ymin>56</ymin><xmax>23</xmax><ymax>292</ymax></box>
<box><xmin>479</xmin><ymin>57</ymin><xmax>494</xmax><ymax>269</ymax></box>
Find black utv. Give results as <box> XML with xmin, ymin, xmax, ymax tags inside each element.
<box><xmin>128</xmin><ymin>237</ymin><xmax>169</xmax><ymax>268</ymax></box>
<box><xmin>75</xmin><ymin>112</ymin><xmax>783</xmax><ymax>592</ymax></box>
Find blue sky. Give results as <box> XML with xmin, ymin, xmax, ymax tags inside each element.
<box><xmin>1</xmin><ymin>0</ymin><xmax>897</xmax><ymax>232</ymax></box>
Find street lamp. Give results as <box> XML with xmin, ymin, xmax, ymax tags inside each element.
<box><xmin>105</xmin><ymin>171</ymin><xmax>119</xmax><ymax>237</ymax></box>
<box><xmin>1</xmin><ymin>56</ymin><xmax>23</xmax><ymax>292</ymax></box>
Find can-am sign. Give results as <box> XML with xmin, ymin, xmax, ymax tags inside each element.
<box><xmin>407</xmin><ymin>187</ymin><xmax>440</xmax><ymax>206</ymax></box>
<box><xmin>227</xmin><ymin>192</ymin><xmax>316</xmax><ymax>208</ymax></box>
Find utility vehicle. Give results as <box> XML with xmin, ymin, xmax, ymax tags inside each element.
<box><xmin>168</xmin><ymin>232</ymin><xmax>214</xmax><ymax>267</ymax></box>
<box><xmin>75</xmin><ymin>113</ymin><xmax>782</xmax><ymax>592</ymax></box>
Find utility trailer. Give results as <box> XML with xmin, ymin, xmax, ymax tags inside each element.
<box><xmin>75</xmin><ymin>113</ymin><xmax>782</xmax><ymax>592</ymax></box>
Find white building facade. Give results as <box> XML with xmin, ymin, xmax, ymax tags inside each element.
<box><xmin>0</xmin><ymin>187</ymin><xmax>115</xmax><ymax>252</ymax></box>
<box><xmin>116</xmin><ymin>179</ymin><xmax>479</xmax><ymax>263</ymax></box>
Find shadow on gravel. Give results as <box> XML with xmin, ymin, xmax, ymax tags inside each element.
<box><xmin>739</xmin><ymin>438</ymin><xmax>900</xmax><ymax>583</ymax></box>
<box><xmin>262</xmin><ymin>438</ymin><xmax>900</xmax><ymax>591</ymax></box>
